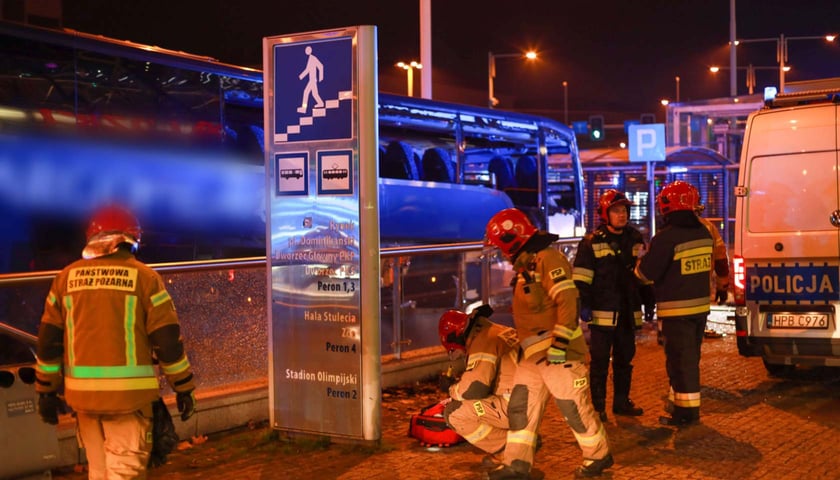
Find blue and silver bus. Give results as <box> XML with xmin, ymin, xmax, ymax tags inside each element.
<box><xmin>0</xmin><ymin>20</ymin><xmax>584</xmax><ymax>365</ymax></box>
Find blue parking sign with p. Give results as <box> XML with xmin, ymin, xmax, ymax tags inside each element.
<box><xmin>628</xmin><ymin>123</ymin><xmax>665</xmax><ymax>162</ymax></box>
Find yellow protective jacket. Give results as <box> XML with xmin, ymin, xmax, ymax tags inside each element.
<box><xmin>35</xmin><ymin>250</ymin><xmax>195</xmax><ymax>414</ymax></box>
<box><xmin>511</xmin><ymin>242</ymin><xmax>587</xmax><ymax>362</ymax></box>
<box><xmin>449</xmin><ymin>316</ymin><xmax>519</xmax><ymax>401</ymax></box>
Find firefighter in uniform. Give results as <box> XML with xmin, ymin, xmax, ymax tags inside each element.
<box><xmin>438</xmin><ymin>306</ymin><xmax>518</xmax><ymax>463</ymax></box>
<box><xmin>573</xmin><ymin>190</ymin><xmax>654</xmax><ymax>422</ymax></box>
<box><xmin>35</xmin><ymin>206</ymin><xmax>197</xmax><ymax>479</ymax></box>
<box><xmin>484</xmin><ymin>208</ymin><xmax>612</xmax><ymax>479</ymax></box>
<box><xmin>635</xmin><ymin>181</ymin><xmax>712</xmax><ymax>427</ymax></box>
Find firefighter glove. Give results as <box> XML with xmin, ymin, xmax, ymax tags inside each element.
<box><xmin>176</xmin><ymin>390</ymin><xmax>196</xmax><ymax>421</ymax></box>
<box><xmin>715</xmin><ymin>288</ymin><xmax>728</xmax><ymax>305</ymax></box>
<box><xmin>38</xmin><ymin>393</ymin><xmax>63</xmax><ymax>425</ymax></box>
<box><xmin>546</xmin><ymin>346</ymin><xmax>566</xmax><ymax>364</ymax></box>
<box><xmin>438</xmin><ymin>371</ymin><xmax>457</xmax><ymax>392</ymax></box>
<box><xmin>579</xmin><ymin>307</ymin><xmax>592</xmax><ymax>323</ymax></box>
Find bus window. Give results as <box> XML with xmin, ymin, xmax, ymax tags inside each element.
<box><xmin>0</xmin><ymin>21</ymin><xmax>585</xmax><ymax>275</ymax></box>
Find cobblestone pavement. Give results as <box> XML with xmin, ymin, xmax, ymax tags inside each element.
<box><xmin>51</xmin><ymin>324</ymin><xmax>840</xmax><ymax>480</ymax></box>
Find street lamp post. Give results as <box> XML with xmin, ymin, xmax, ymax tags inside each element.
<box><xmin>396</xmin><ymin>61</ymin><xmax>422</xmax><ymax>97</ymax></box>
<box><xmin>675</xmin><ymin>76</ymin><xmax>680</xmax><ymax>103</ymax></box>
<box><xmin>487</xmin><ymin>50</ymin><xmax>537</xmax><ymax>108</ymax></box>
<box><xmin>710</xmin><ymin>64</ymin><xmax>788</xmax><ymax>95</ymax></box>
<box><xmin>735</xmin><ymin>34</ymin><xmax>836</xmax><ymax>93</ymax></box>
<box><xmin>562</xmin><ymin>81</ymin><xmax>568</xmax><ymax>125</ymax></box>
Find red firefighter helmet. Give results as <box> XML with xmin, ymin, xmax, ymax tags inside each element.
<box><xmin>657</xmin><ymin>181</ymin><xmax>699</xmax><ymax>215</ymax></box>
<box><xmin>86</xmin><ymin>205</ymin><xmax>142</xmax><ymax>243</ymax></box>
<box><xmin>598</xmin><ymin>189</ymin><xmax>632</xmax><ymax>223</ymax></box>
<box><xmin>484</xmin><ymin>208</ymin><xmax>537</xmax><ymax>259</ymax></box>
<box><xmin>438</xmin><ymin>310</ymin><xmax>470</xmax><ymax>353</ymax></box>
<box><xmin>686</xmin><ymin>183</ymin><xmax>705</xmax><ymax>212</ymax></box>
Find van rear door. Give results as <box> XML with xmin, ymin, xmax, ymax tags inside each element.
<box><xmin>742</xmin><ymin>104</ymin><xmax>840</xmax><ymax>310</ymax></box>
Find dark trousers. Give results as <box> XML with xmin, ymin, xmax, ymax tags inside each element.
<box><xmin>662</xmin><ymin>313</ymin><xmax>707</xmax><ymax>419</ymax></box>
<box><xmin>589</xmin><ymin>310</ymin><xmax>637</xmax><ymax>410</ymax></box>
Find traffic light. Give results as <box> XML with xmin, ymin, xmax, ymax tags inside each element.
<box><xmin>589</xmin><ymin>115</ymin><xmax>604</xmax><ymax>141</ymax></box>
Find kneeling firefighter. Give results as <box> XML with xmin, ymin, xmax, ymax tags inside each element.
<box><xmin>438</xmin><ymin>306</ymin><xmax>518</xmax><ymax>464</ymax></box>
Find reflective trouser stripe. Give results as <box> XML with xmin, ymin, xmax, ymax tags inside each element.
<box><xmin>674</xmin><ymin>391</ymin><xmax>701</xmax><ymax>408</ymax></box>
<box><xmin>573</xmin><ymin>422</ymin><xmax>607</xmax><ymax>448</ymax></box>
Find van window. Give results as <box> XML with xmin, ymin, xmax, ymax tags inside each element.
<box><xmin>747</xmin><ymin>152</ymin><xmax>837</xmax><ymax>233</ymax></box>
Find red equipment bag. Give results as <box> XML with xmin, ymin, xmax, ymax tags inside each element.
<box><xmin>408</xmin><ymin>401</ymin><xmax>465</xmax><ymax>447</ymax></box>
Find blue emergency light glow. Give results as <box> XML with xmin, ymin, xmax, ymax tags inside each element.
<box><xmin>764</xmin><ymin>86</ymin><xmax>778</xmax><ymax>101</ymax></box>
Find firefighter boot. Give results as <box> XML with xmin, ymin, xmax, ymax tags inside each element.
<box><xmin>574</xmin><ymin>453</ymin><xmax>614</xmax><ymax>478</ymax></box>
<box><xmin>612</xmin><ymin>368</ymin><xmax>643</xmax><ymax>416</ymax></box>
<box><xmin>485</xmin><ymin>464</ymin><xmax>529</xmax><ymax>480</ymax></box>
<box><xmin>612</xmin><ymin>397</ymin><xmax>643</xmax><ymax>416</ymax></box>
<box><xmin>659</xmin><ymin>406</ymin><xmax>700</xmax><ymax>427</ymax></box>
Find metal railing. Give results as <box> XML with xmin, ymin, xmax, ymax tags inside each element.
<box><xmin>1</xmin><ymin>239</ymin><xmax>581</xmax><ymax>367</ymax></box>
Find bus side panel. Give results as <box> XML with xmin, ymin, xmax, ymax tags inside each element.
<box><xmin>378</xmin><ymin>178</ymin><xmax>513</xmax><ymax>244</ymax></box>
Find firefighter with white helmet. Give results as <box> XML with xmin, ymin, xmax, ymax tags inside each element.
<box><xmin>483</xmin><ymin>208</ymin><xmax>612</xmax><ymax>479</ymax></box>
<box><xmin>635</xmin><ymin>181</ymin><xmax>713</xmax><ymax>427</ymax></box>
<box><xmin>573</xmin><ymin>189</ymin><xmax>653</xmax><ymax>422</ymax></box>
<box><xmin>437</xmin><ymin>306</ymin><xmax>518</xmax><ymax>465</ymax></box>
<box><xmin>35</xmin><ymin>205</ymin><xmax>197</xmax><ymax>477</ymax></box>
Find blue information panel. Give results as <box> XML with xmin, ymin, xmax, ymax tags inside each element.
<box><xmin>273</xmin><ymin>38</ymin><xmax>353</xmax><ymax>143</ymax></box>
<box><xmin>264</xmin><ymin>27</ymin><xmax>380</xmax><ymax>442</ymax></box>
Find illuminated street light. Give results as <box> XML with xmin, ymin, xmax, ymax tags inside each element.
<box><xmin>396</xmin><ymin>61</ymin><xmax>422</xmax><ymax>97</ymax></box>
<box><xmin>562</xmin><ymin>81</ymin><xmax>568</xmax><ymax>125</ymax></box>
<box><xmin>675</xmin><ymin>76</ymin><xmax>680</xmax><ymax>103</ymax></box>
<box><xmin>487</xmin><ymin>50</ymin><xmax>538</xmax><ymax>108</ymax></box>
<box><xmin>709</xmin><ymin>64</ymin><xmax>787</xmax><ymax>95</ymax></box>
<box><xmin>732</xmin><ymin>34</ymin><xmax>837</xmax><ymax>93</ymax></box>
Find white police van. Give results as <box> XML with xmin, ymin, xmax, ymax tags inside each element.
<box><xmin>733</xmin><ymin>79</ymin><xmax>840</xmax><ymax>375</ymax></box>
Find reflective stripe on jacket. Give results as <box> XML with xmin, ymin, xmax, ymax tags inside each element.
<box><xmin>573</xmin><ymin>225</ymin><xmax>646</xmax><ymax>327</ymax></box>
<box><xmin>636</xmin><ymin>220</ymin><xmax>713</xmax><ymax>318</ymax></box>
<box><xmin>511</xmin><ymin>247</ymin><xmax>588</xmax><ymax>362</ymax></box>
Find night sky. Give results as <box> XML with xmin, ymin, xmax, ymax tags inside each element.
<box><xmin>61</xmin><ymin>0</ymin><xmax>840</xmax><ymax>123</ymax></box>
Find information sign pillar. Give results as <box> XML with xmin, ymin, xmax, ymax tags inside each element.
<box><xmin>262</xmin><ymin>26</ymin><xmax>380</xmax><ymax>442</ymax></box>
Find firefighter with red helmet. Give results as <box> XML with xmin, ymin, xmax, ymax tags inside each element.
<box><xmin>35</xmin><ymin>205</ymin><xmax>197</xmax><ymax>477</ymax></box>
<box><xmin>484</xmin><ymin>208</ymin><xmax>612</xmax><ymax>479</ymax></box>
<box><xmin>437</xmin><ymin>306</ymin><xmax>519</xmax><ymax>463</ymax></box>
<box><xmin>573</xmin><ymin>189</ymin><xmax>654</xmax><ymax>422</ymax></box>
<box><xmin>635</xmin><ymin>181</ymin><xmax>713</xmax><ymax>427</ymax></box>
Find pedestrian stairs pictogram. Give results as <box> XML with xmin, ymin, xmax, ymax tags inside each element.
<box><xmin>274</xmin><ymin>90</ymin><xmax>353</xmax><ymax>143</ymax></box>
